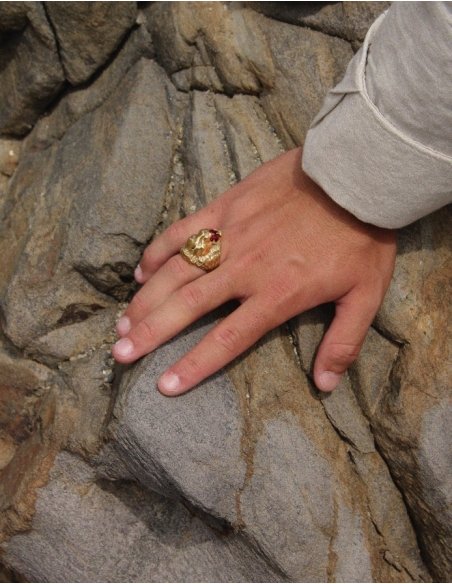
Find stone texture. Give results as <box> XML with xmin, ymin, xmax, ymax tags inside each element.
<box><xmin>258</xmin><ymin>14</ymin><xmax>353</xmax><ymax>148</ymax></box>
<box><xmin>144</xmin><ymin>2</ymin><xmax>275</xmax><ymax>95</ymax></box>
<box><xmin>0</xmin><ymin>3</ymin><xmax>65</xmax><ymax>136</ymax></box>
<box><xmin>0</xmin><ymin>2</ymin><xmax>31</xmax><ymax>34</ymax></box>
<box><xmin>0</xmin><ymin>345</ymin><xmax>58</xmax><ymax>540</ymax></box>
<box><xmin>366</xmin><ymin>211</ymin><xmax>452</xmax><ymax>581</ymax></box>
<box><xmin>108</xmin><ymin>316</ymin><xmax>247</xmax><ymax>523</ymax></box>
<box><xmin>240</xmin><ymin>415</ymin><xmax>337</xmax><ymax>581</ymax></box>
<box><xmin>1</xmin><ymin>58</ymin><xmax>178</xmax><ymax>351</ymax></box>
<box><xmin>249</xmin><ymin>1</ymin><xmax>390</xmax><ymax>43</ymax></box>
<box><xmin>45</xmin><ymin>2</ymin><xmax>137</xmax><ymax>86</ymax></box>
<box><xmin>0</xmin><ymin>2</ymin><xmax>450</xmax><ymax>582</ymax></box>
<box><xmin>3</xmin><ymin>451</ymin><xmax>283</xmax><ymax>583</ymax></box>
<box><xmin>0</xmin><ymin>139</ymin><xmax>21</xmax><ymax>178</ymax></box>
<box><xmin>27</xmin><ymin>21</ymin><xmax>154</xmax><ymax>150</ymax></box>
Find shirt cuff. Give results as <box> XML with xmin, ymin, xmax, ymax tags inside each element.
<box><xmin>302</xmin><ymin>12</ymin><xmax>452</xmax><ymax>229</ymax></box>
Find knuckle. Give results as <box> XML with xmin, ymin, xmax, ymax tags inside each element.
<box><xmin>129</xmin><ymin>293</ymin><xmax>147</xmax><ymax>314</ymax></box>
<box><xmin>214</xmin><ymin>326</ymin><xmax>242</xmax><ymax>354</ymax></box>
<box><xmin>328</xmin><ymin>342</ymin><xmax>361</xmax><ymax>366</ymax></box>
<box><xmin>168</xmin><ymin>254</ymin><xmax>187</xmax><ymax>276</ymax></box>
<box><xmin>180</xmin><ymin>284</ymin><xmax>204</xmax><ymax>310</ymax></box>
<box><xmin>249</xmin><ymin>247</ymin><xmax>268</xmax><ymax>266</ymax></box>
<box><xmin>265</xmin><ymin>277</ymin><xmax>294</xmax><ymax>305</ymax></box>
<box><xmin>180</xmin><ymin>354</ymin><xmax>202</xmax><ymax>377</ymax></box>
<box><xmin>134</xmin><ymin>319</ymin><xmax>154</xmax><ymax>343</ymax></box>
<box><xmin>167</xmin><ymin>221</ymin><xmax>183</xmax><ymax>243</ymax></box>
<box><xmin>142</xmin><ymin>246</ymin><xmax>158</xmax><ymax>272</ymax></box>
<box><xmin>234</xmin><ymin>247</ymin><xmax>266</xmax><ymax>273</ymax></box>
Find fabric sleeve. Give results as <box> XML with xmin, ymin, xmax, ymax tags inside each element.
<box><xmin>302</xmin><ymin>2</ymin><xmax>452</xmax><ymax>229</ymax></box>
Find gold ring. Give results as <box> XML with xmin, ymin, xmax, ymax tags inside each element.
<box><xmin>180</xmin><ymin>229</ymin><xmax>222</xmax><ymax>271</ymax></box>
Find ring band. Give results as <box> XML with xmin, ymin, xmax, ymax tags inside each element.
<box><xmin>180</xmin><ymin>229</ymin><xmax>222</xmax><ymax>271</ymax></box>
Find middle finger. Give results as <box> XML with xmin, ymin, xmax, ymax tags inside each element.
<box><xmin>117</xmin><ymin>254</ymin><xmax>205</xmax><ymax>336</ymax></box>
<box><xmin>112</xmin><ymin>263</ymin><xmax>235</xmax><ymax>364</ymax></box>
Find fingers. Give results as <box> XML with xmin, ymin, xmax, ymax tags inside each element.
<box><xmin>117</xmin><ymin>254</ymin><xmax>205</xmax><ymax>336</ymax></box>
<box><xmin>112</xmin><ymin>265</ymin><xmax>234</xmax><ymax>363</ymax></box>
<box><xmin>313</xmin><ymin>289</ymin><xmax>381</xmax><ymax>392</ymax></box>
<box><xmin>157</xmin><ymin>298</ymin><xmax>269</xmax><ymax>396</ymax></box>
<box><xmin>136</xmin><ymin>203</ymin><xmax>223</xmax><ymax>283</ymax></box>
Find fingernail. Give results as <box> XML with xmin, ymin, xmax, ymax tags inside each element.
<box><xmin>317</xmin><ymin>371</ymin><xmax>342</xmax><ymax>392</ymax></box>
<box><xmin>113</xmin><ymin>338</ymin><xmax>134</xmax><ymax>358</ymax></box>
<box><xmin>116</xmin><ymin>316</ymin><xmax>131</xmax><ymax>336</ymax></box>
<box><xmin>158</xmin><ymin>371</ymin><xmax>181</xmax><ymax>394</ymax></box>
<box><xmin>134</xmin><ymin>265</ymin><xmax>144</xmax><ymax>283</ymax></box>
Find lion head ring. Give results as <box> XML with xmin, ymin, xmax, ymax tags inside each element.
<box><xmin>180</xmin><ymin>229</ymin><xmax>222</xmax><ymax>271</ymax></box>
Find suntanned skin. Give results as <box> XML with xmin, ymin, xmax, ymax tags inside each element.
<box><xmin>112</xmin><ymin>148</ymin><xmax>396</xmax><ymax>396</ymax></box>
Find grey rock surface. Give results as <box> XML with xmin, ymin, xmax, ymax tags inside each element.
<box><xmin>1</xmin><ymin>58</ymin><xmax>177</xmax><ymax>350</ymax></box>
<box><xmin>250</xmin><ymin>2</ymin><xmax>390</xmax><ymax>44</ymax></box>
<box><xmin>240</xmin><ymin>415</ymin><xmax>337</xmax><ymax>581</ymax></box>
<box><xmin>27</xmin><ymin>21</ymin><xmax>154</xmax><ymax>150</ymax></box>
<box><xmin>0</xmin><ymin>3</ymin><xmax>65</xmax><ymax>135</ymax></box>
<box><xmin>0</xmin><ymin>2</ymin><xmax>450</xmax><ymax>582</ymax></box>
<box><xmin>45</xmin><ymin>2</ymin><xmax>137</xmax><ymax>86</ymax></box>
<box><xmin>0</xmin><ymin>2</ymin><xmax>30</xmax><ymax>34</ymax></box>
<box><xmin>109</xmin><ymin>316</ymin><xmax>247</xmax><ymax>524</ymax></box>
<box><xmin>258</xmin><ymin>13</ymin><xmax>353</xmax><ymax>148</ymax></box>
<box><xmin>144</xmin><ymin>2</ymin><xmax>275</xmax><ymax>95</ymax></box>
<box><xmin>3</xmin><ymin>451</ymin><xmax>283</xmax><ymax>583</ymax></box>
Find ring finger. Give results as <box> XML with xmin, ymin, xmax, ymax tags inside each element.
<box><xmin>136</xmin><ymin>202</ymin><xmax>224</xmax><ymax>283</ymax></box>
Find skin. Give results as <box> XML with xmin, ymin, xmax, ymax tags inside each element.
<box><xmin>112</xmin><ymin>148</ymin><xmax>396</xmax><ymax>396</ymax></box>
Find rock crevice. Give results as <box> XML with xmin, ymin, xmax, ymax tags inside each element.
<box><xmin>0</xmin><ymin>2</ymin><xmax>450</xmax><ymax>582</ymax></box>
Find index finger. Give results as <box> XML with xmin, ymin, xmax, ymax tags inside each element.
<box><xmin>157</xmin><ymin>298</ymin><xmax>271</xmax><ymax>396</ymax></box>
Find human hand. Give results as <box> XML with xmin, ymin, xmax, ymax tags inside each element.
<box><xmin>112</xmin><ymin>148</ymin><xmax>396</xmax><ymax>395</ymax></box>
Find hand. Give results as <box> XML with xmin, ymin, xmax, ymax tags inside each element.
<box><xmin>112</xmin><ymin>148</ymin><xmax>396</xmax><ymax>396</ymax></box>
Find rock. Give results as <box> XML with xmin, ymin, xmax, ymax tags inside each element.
<box><xmin>0</xmin><ymin>138</ymin><xmax>21</xmax><ymax>216</ymax></box>
<box><xmin>45</xmin><ymin>2</ymin><xmax>137</xmax><ymax>86</ymax></box>
<box><xmin>3</xmin><ymin>451</ymin><xmax>283</xmax><ymax>583</ymax></box>
<box><xmin>258</xmin><ymin>14</ymin><xmax>353</xmax><ymax>147</ymax></box>
<box><xmin>349</xmin><ymin>450</ymin><xmax>431</xmax><ymax>580</ymax></box>
<box><xmin>0</xmin><ymin>2</ymin><xmax>449</xmax><ymax>582</ymax></box>
<box><xmin>0</xmin><ymin>3</ymin><xmax>65</xmax><ymax>136</ymax></box>
<box><xmin>249</xmin><ymin>1</ymin><xmax>390</xmax><ymax>43</ymax></box>
<box><xmin>27</xmin><ymin>22</ymin><xmax>154</xmax><ymax>150</ymax></box>
<box><xmin>0</xmin><ymin>346</ymin><xmax>57</xmax><ymax>539</ymax></box>
<box><xmin>108</xmin><ymin>315</ymin><xmax>247</xmax><ymax>522</ymax></box>
<box><xmin>320</xmin><ymin>378</ymin><xmax>376</xmax><ymax>453</ymax></box>
<box><xmin>0</xmin><ymin>350</ymin><xmax>53</xmax><ymax>473</ymax></box>
<box><xmin>240</xmin><ymin>415</ymin><xmax>336</xmax><ymax>581</ymax></box>
<box><xmin>292</xmin><ymin>217</ymin><xmax>452</xmax><ymax>581</ymax></box>
<box><xmin>144</xmin><ymin>2</ymin><xmax>275</xmax><ymax>94</ymax></box>
<box><xmin>0</xmin><ymin>139</ymin><xmax>21</xmax><ymax>177</ymax></box>
<box><xmin>1</xmin><ymin>58</ymin><xmax>178</xmax><ymax>350</ymax></box>
<box><xmin>29</xmin><ymin>307</ymin><xmax>117</xmax><ymax>364</ymax></box>
<box><xmin>182</xmin><ymin>91</ymin><xmax>283</xmax><ymax>212</ymax></box>
<box><xmin>105</xmin><ymin>311</ymin><xmax>428</xmax><ymax>581</ymax></box>
<box><xmin>365</xmin><ymin>211</ymin><xmax>452</xmax><ymax>581</ymax></box>
<box><xmin>0</xmin><ymin>2</ymin><xmax>31</xmax><ymax>34</ymax></box>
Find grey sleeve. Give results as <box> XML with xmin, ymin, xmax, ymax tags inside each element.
<box><xmin>302</xmin><ymin>2</ymin><xmax>452</xmax><ymax>229</ymax></box>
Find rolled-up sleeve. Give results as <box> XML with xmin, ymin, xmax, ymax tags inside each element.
<box><xmin>302</xmin><ymin>2</ymin><xmax>452</xmax><ymax>229</ymax></box>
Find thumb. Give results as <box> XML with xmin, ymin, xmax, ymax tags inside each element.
<box><xmin>313</xmin><ymin>290</ymin><xmax>380</xmax><ymax>392</ymax></box>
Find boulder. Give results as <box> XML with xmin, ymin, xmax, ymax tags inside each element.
<box><xmin>0</xmin><ymin>2</ymin><xmax>449</xmax><ymax>582</ymax></box>
<box><xmin>0</xmin><ymin>2</ymin><xmax>31</xmax><ymax>34</ymax></box>
<box><xmin>45</xmin><ymin>2</ymin><xmax>137</xmax><ymax>86</ymax></box>
<box><xmin>3</xmin><ymin>451</ymin><xmax>283</xmax><ymax>582</ymax></box>
<box><xmin>0</xmin><ymin>3</ymin><xmax>64</xmax><ymax>136</ymax></box>
<box><xmin>249</xmin><ymin>1</ymin><xmax>390</xmax><ymax>44</ymax></box>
